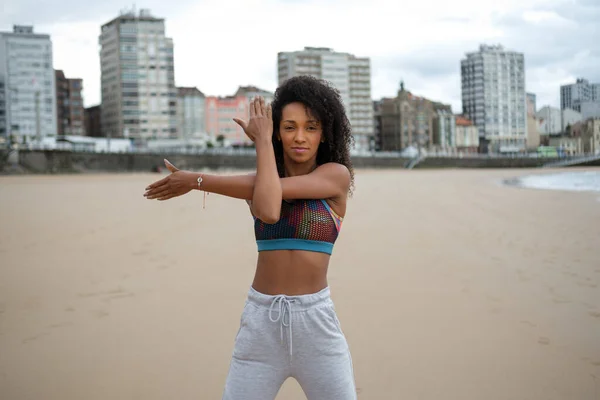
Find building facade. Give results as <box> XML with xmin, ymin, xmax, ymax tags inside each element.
<box><xmin>582</xmin><ymin>118</ymin><xmax>600</xmax><ymax>154</ymax></box>
<box><xmin>99</xmin><ymin>8</ymin><xmax>176</xmax><ymax>141</ymax></box>
<box><xmin>177</xmin><ymin>87</ymin><xmax>205</xmax><ymax>139</ymax></box>
<box><xmin>204</xmin><ymin>95</ymin><xmax>250</xmax><ymax>145</ymax></box>
<box><xmin>55</xmin><ymin>70</ymin><xmax>85</xmax><ymax>136</ymax></box>
<box><xmin>84</xmin><ymin>105</ymin><xmax>102</xmax><ymax>137</ymax></box>
<box><xmin>0</xmin><ymin>25</ymin><xmax>57</xmax><ymax>141</ymax></box>
<box><xmin>581</xmin><ymin>101</ymin><xmax>600</xmax><ymax>120</ymax></box>
<box><xmin>372</xmin><ymin>100</ymin><xmax>383</xmax><ymax>151</ymax></box>
<box><xmin>454</xmin><ymin>116</ymin><xmax>479</xmax><ymax>153</ymax></box>
<box><xmin>379</xmin><ymin>83</ymin><xmax>452</xmax><ymax>151</ymax></box>
<box><xmin>432</xmin><ymin>109</ymin><xmax>456</xmax><ymax>150</ymax></box>
<box><xmin>561</xmin><ymin>108</ymin><xmax>583</xmax><ymax>133</ymax></box>
<box><xmin>525</xmin><ymin>93</ymin><xmax>539</xmax><ymax>150</ymax></box>
<box><xmin>560</xmin><ymin>78</ymin><xmax>600</xmax><ymax>113</ymax></box>
<box><xmin>277</xmin><ymin>47</ymin><xmax>373</xmax><ymax>151</ymax></box>
<box><xmin>536</xmin><ymin>106</ymin><xmax>562</xmax><ymax>135</ymax></box>
<box><xmin>461</xmin><ymin>44</ymin><xmax>527</xmax><ymax>153</ymax></box>
<box><xmin>536</xmin><ymin>106</ymin><xmax>583</xmax><ymax>136</ymax></box>
<box><xmin>548</xmin><ymin>136</ymin><xmax>583</xmax><ymax>155</ymax></box>
<box><xmin>526</xmin><ymin>93</ymin><xmax>536</xmax><ymax>116</ymax></box>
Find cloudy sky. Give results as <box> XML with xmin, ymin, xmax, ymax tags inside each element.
<box><xmin>3</xmin><ymin>0</ymin><xmax>598</xmax><ymax>112</ymax></box>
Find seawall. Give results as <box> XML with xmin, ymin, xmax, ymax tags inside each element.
<box><xmin>2</xmin><ymin>150</ymin><xmax>589</xmax><ymax>174</ymax></box>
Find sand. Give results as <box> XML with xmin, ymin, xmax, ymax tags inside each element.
<box><xmin>0</xmin><ymin>168</ymin><xmax>599</xmax><ymax>400</ymax></box>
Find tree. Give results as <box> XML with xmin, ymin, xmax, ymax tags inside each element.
<box><xmin>216</xmin><ymin>134</ymin><xmax>225</xmax><ymax>147</ymax></box>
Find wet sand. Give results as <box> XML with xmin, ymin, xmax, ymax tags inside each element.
<box><xmin>0</xmin><ymin>168</ymin><xmax>599</xmax><ymax>399</ymax></box>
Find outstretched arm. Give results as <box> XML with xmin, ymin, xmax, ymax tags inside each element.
<box><xmin>143</xmin><ymin>161</ymin><xmax>349</xmax><ymax>204</ymax></box>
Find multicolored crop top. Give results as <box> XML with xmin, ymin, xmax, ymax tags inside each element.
<box><xmin>253</xmin><ymin>199</ymin><xmax>343</xmax><ymax>255</ymax></box>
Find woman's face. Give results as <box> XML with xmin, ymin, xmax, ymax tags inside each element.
<box><xmin>278</xmin><ymin>102</ymin><xmax>323</xmax><ymax>165</ymax></box>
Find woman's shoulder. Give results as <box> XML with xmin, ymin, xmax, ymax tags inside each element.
<box><xmin>314</xmin><ymin>163</ymin><xmax>350</xmax><ymax>184</ymax></box>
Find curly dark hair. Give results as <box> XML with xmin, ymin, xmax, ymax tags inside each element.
<box><xmin>271</xmin><ymin>75</ymin><xmax>355</xmax><ymax>195</ymax></box>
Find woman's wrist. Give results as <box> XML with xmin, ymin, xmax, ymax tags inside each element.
<box><xmin>190</xmin><ymin>172</ymin><xmax>204</xmax><ymax>191</ymax></box>
<box><xmin>255</xmin><ymin>136</ymin><xmax>272</xmax><ymax>147</ymax></box>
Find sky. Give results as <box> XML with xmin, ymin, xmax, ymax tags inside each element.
<box><xmin>2</xmin><ymin>0</ymin><xmax>599</xmax><ymax>113</ymax></box>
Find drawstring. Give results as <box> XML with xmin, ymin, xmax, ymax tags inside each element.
<box><xmin>268</xmin><ymin>295</ymin><xmax>296</xmax><ymax>357</ymax></box>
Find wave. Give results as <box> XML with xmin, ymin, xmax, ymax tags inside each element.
<box><xmin>506</xmin><ymin>171</ymin><xmax>600</xmax><ymax>193</ymax></box>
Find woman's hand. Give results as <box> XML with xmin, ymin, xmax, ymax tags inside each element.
<box><xmin>144</xmin><ymin>159</ymin><xmax>196</xmax><ymax>201</ymax></box>
<box><xmin>233</xmin><ymin>96</ymin><xmax>273</xmax><ymax>144</ymax></box>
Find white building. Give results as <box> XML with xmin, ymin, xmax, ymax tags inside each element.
<box><xmin>560</xmin><ymin>78</ymin><xmax>600</xmax><ymax>113</ymax></box>
<box><xmin>561</xmin><ymin>108</ymin><xmax>583</xmax><ymax>132</ymax></box>
<box><xmin>277</xmin><ymin>47</ymin><xmax>373</xmax><ymax>150</ymax></box>
<box><xmin>177</xmin><ymin>87</ymin><xmax>205</xmax><ymax>139</ymax></box>
<box><xmin>581</xmin><ymin>101</ymin><xmax>600</xmax><ymax>120</ymax></box>
<box><xmin>99</xmin><ymin>8</ymin><xmax>177</xmax><ymax>141</ymax></box>
<box><xmin>536</xmin><ymin>106</ymin><xmax>583</xmax><ymax>135</ymax></box>
<box><xmin>536</xmin><ymin>106</ymin><xmax>562</xmax><ymax>135</ymax></box>
<box><xmin>461</xmin><ymin>44</ymin><xmax>527</xmax><ymax>152</ymax></box>
<box><xmin>0</xmin><ymin>25</ymin><xmax>57</xmax><ymax>142</ymax></box>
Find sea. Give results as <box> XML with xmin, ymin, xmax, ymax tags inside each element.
<box><xmin>507</xmin><ymin>171</ymin><xmax>600</xmax><ymax>194</ymax></box>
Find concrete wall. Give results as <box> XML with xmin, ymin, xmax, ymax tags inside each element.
<box><xmin>16</xmin><ymin>151</ymin><xmax>257</xmax><ymax>174</ymax></box>
<box><xmin>4</xmin><ymin>150</ymin><xmax>594</xmax><ymax>174</ymax></box>
<box><xmin>414</xmin><ymin>156</ymin><xmax>560</xmax><ymax>169</ymax></box>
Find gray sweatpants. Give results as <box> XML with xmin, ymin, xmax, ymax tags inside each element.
<box><xmin>222</xmin><ymin>286</ymin><xmax>357</xmax><ymax>400</ymax></box>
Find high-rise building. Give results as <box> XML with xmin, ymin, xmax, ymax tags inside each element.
<box><xmin>277</xmin><ymin>47</ymin><xmax>373</xmax><ymax>151</ymax></box>
<box><xmin>177</xmin><ymin>87</ymin><xmax>205</xmax><ymax>139</ymax></box>
<box><xmin>560</xmin><ymin>78</ymin><xmax>600</xmax><ymax>113</ymax></box>
<box><xmin>55</xmin><ymin>70</ymin><xmax>85</xmax><ymax>135</ymax></box>
<box><xmin>99</xmin><ymin>8</ymin><xmax>176</xmax><ymax>141</ymax></box>
<box><xmin>0</xmin><ymin>25</ymin><xmax>57</xmax><ymax>141</ymax></box>
<box><xmin>461</xmin><ymin>44</ymin><xmax>527</xmax><ymax>153</ymax></box>
<box><xmin>581</xmin><ymin>102</ymin><xmax>600</xmax><ymax>120</ymax></box>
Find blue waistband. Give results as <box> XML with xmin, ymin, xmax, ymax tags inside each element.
<box><xmin>256</xmin><ymin>239</ymin><xmax>333</xmax><ymax>255</ymax></box>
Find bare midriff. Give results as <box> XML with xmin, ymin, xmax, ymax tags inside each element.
<box><xmin>252</xmin><ymin>250</ymin><xmax>330</xmax><ymax>295</ymax></box>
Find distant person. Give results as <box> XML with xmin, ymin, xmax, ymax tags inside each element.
<box><xmin>144</xmin><ymin>76</ymin><xmax>357</xmax><ymax>399</ymax></box>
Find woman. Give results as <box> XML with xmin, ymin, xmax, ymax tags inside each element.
<box><xmin>143</xmin><ymin>75</ymin><xmax>357</xmax><ymax>399</ymax></box>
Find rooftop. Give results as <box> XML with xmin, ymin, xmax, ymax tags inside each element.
<box><xmin>0</xmin><ymin>25</ymin><xmax>50</xmax><ymax>39</ymax></box>
<box><xmin>456</xmin><ymin>116</ymin><xmax>474</xmax><ymax>126</ymax></box>
<box><xmin>102</xmin><ymin>8</ymin><xmax>164</xmax><ymax>29</ymax></box>
<box><xmin>178</xmin><ymin>87</ymin><xmax>205</xmax><ymax>97</ymax></box>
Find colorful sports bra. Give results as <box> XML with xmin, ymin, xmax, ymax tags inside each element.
<box><xmin>253</xmin><ymin>199</ymin><xmax>343</xmax><ymax>255</ymax></box>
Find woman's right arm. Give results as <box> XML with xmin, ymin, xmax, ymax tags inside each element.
<box><xmin>144</xmin><ymin>162</ymin><xmax>349</xmax><ymax>202</ymax></box>
<box><xmin>194</xmin><ymin>173</ymin><xmax>256</xmax><ymax>200</ymax></box>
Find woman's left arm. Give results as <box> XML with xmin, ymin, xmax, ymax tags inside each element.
<box><xmin>247</xmin><ymin>98</ymin><xmax>282</xmax><ymax>223</ymax></box>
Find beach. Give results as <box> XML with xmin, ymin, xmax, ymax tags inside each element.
<box><xmin>1</xmin><ymin>168</ymin><xmax>599</xmax><ymax>399</ymax></box>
